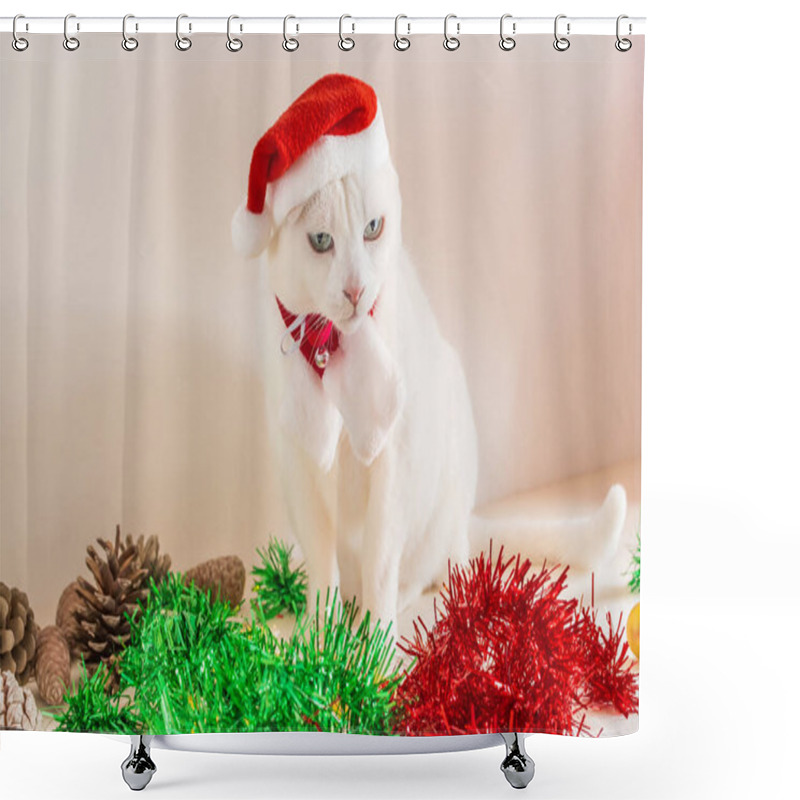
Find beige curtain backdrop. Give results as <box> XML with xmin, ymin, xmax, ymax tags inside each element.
<box><xmin>1</xmin><ymin>33</ymin><xmax>643</xmax><ymax>621</ymax></box>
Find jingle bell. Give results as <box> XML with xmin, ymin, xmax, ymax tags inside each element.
<box><xmin>314</xmin><ymin>347</ymin><xmax>330</xmax><ymax>369</ymax></box>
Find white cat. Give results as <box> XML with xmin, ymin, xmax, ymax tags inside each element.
<box><xmin>233</xmin><ymin>75</ymin><xmax>626</xmax><ymax>634</ymax></box>
<box><xmin>243</xmin><ymin>164</ymin><xmax>625</xmax><ymax>634</ymax></box>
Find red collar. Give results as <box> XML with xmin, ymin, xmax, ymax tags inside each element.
<box><xmin>276</xmin><ymin>297</ymin><xmax>376</xmax><ymax>379</ymax></box>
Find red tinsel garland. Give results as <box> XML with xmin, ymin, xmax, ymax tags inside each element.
<box><xmin>394</xmin><ymin>545</ymin><xmax>638</xmax><ymax>736</ymax></box>
<box><xmin>576</xmin><ymin>606</ymin><xmax>639</xmax><ymax>717</ymax></box>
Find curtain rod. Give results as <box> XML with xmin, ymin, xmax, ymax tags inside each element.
<box><xmin>1</xmin><ymin>16</ymin><xmax>646</xmax><ymax>37</ymax></box>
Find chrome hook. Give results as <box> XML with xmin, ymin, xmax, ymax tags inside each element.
<box><xmin>227</xmin><ymin>15</ymin><xmax>243</xmax><ymax>51</ymax></box>
<box><xmin>443</xmin><ymin>14</ymin><xmax>460</xmax><ymax>51</ymax></box>
<box><xmin>283</xmin><ymin>15</ymin><xmax>299</xmax><ymax>52</ymax></box>
<box><xmin>615</xmin><ymin>14</ymin><xmax>632</xmax><ymax>52</ymax></box>
<box><xmin>339</xmin><ymin>14</ymin><xmax>355</xmax><ymax>51</ymax></box>
<box><xmin>12</xmin><ymin>14</ymin><xmax>28</xmax><ymax>52</ymax></box>
<box><xmin>553</xmin><ymin>14</ymin><xmax>570</xmax><ymax>52</ymax></box>
<box><xmin>394</xmin><ymin>15</ymin><xmax>410</xmax><ymax>51</ymax></box>
<box><xmin>175</xmin><ymin>14</ymin><xmax>192</xmax><ymax>51</ymax></box>
<box><xmin>122</xmin><ymin>14</ymin><xmax>138</xmax><ymax>51</ymax></box>
<box><xmin>63</xmin><ymin>13</ymin><xmax>80</xmax><ymax>51</ymax></box>
<box><xmin>499</xmin><ymin>14</ymin><xmax>516</xmax><ymax>51</ymax></box>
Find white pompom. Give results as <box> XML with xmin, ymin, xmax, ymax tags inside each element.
<box><xmin>231</xmin><ymin>202</ymin><xmax>270</xmax><ymax>258</ymax></box>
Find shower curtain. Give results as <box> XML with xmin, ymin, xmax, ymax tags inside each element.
<box><xmin>0</xmin><ymin>29</ymin><xmax>643</xmax><ymax>737</ymax></box>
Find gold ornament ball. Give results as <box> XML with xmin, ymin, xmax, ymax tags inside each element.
<box><xmin>627</xmin><ymin>602</ymin><xmax>640</xmax><ymax>659</ymax></box>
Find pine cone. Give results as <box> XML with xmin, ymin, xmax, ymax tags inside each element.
<box><xmin>124</xmin><ymin>532</ymin><xmax>171</xmax><ymax>586</ymax></box>
<box><xmin>0</xmin><ymin>582</ymin><xmax>38</xmax><ymax>684</ymax></box>
<box><xmin>0</xmin><ymin>670</ymin><xmax>42</xmax><ymax>730</ymax></box>
<box><xmin>56</xmin><ymin>581</ymin><xmax>83</xmax><ymax>657</ymax></box>
<box><xmin>35</xmin><ymin>626</ymin><xmax>71</xmax><ymax>706</ymax></box>
<box><xmin>184</xmin><ymin>555</ymin><xmax>246</xmax><ymax>607</ymax></box>
<box><xmin>74</xmin><ymin>525</ymin><xmax>171</xmax><ymax>681</ymax></box>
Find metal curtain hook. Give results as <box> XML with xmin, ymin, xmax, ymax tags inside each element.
<box><xmin>175</xmin><ymin>14</ymin><xmax>192</xmax><ymax>51</ymax></box>
<box><xmin>12</xmin><ymin>14</ymin><xmax>29</xmax><ymax>51</ymax></box>
<box><xmin>615</xmin><ymin>14</ymin><xmax>632</xmax><ymax>51</ymax></box>
<box><xmin>63</xmin><ymin>13</ymin><xmax>80</xmax><ymax>51</ymax></box>
<box><xmin>443</xmin><ymin>14</ymin><xmax>460</xmax><ymax>51</ymax></box>
<box><xmin>283</xmin><ymin>15</ymin><xmax>299</xmax><ymax>51</ymax></box>
<box><xmin>227</xmin><ymin>14</ymin><xmax>243</xmax><ymax>51</ymax></box>
<box><xmin>394</xmin><ymin>14</ymin><xmax>410</xmax><ymax>50</ymax></box>
<box><xmin>499</xmin><ymin>14</ymin><xmax>516</xmax><ymax>51</ymax></box>
<box><xmin>122</xmin><ymin>14</ymin><xmax>138</xmax><ymax>51</ymax></box>
<box><xmin>553</xmin><ymin>14</ymin><xmax>570</xmax><ymax>51</ymax></box>
<box><xmin>339</xmin><ymin>14</ymin><xmax>355</xmax><ymax>51</ymax></box>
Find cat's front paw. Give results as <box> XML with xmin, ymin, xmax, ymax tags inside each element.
<box><xmin>345</xmin><ymin>368</ymin><xmax>404</xmax><ymax>465</ymax></box>
<box><xmin>324</xmin><ymin>319</ymin><xmax>404</xmax><ymax>465</ymax></box>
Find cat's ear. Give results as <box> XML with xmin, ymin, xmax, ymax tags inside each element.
<box><xmin>232</xmin><ymin>202</ymin><xmax>271</xmax><ymax>258</ymax></box>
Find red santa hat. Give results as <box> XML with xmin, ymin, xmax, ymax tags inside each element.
<box><xmin>232</xmin><ymin>73</ymin><xmax>391</xmax><ymax>258</ymax></box>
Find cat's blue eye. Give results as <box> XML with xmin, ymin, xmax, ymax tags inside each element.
<box><xmin>364</xmin><ymin>217</ymin><xmax>384</xmax><ymax>241</ymax></box>
<box><xmin>308</xmin><ymin>232</ymin><xmax>334</xmax><ymax>253</ymax></box>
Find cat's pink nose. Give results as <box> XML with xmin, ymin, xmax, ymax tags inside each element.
<box><xmin>343</xmin><ymin>285</ymin><xmax>365</xmax><ymax>308</ymax></box>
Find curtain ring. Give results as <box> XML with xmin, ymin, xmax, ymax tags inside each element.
<box><xmin>443</xmin><ymin>14</ymin><xmax>460</xmax><ymax>51</ymax></box>
<box><xmin>12</xmin><ymin>15</ymin><xmax>29</xmax><ymax>52</ymax></box>
<box><xmin>394</xmin><ymin>15</ymin><xmax>410</xmax><ymax>51</ymax></box>
<box><xmin>615</xmin><ymin>14</ymin><xmax>632</xmax><ymax>52</ymax></box>
<box><xmin>227</xmin><ymin>15</ymin><xmax>243</xmax><ymax>52</ymax></box>
<box><xmin>283</xmin><ymin>15</ymin><xmax>299</xmax><ymax>51</ymax></box>
<box><xmin>63</xmin><ymin>13</ymin><xmax>80</xmax><ymax>51</ymax></box>
<box><xmin>175</xmin><ymin>14</ymin><xmax>192</xmax><ymax>51</ymax></box>
<box><xmin>499</xmin><ymin>14</ymin><xmax>516</xmax><ymax>51</ymax></box>
<box><xmin>339</xmin><ymin>15</ymin><xmax>355</xmax><ymax>51</ymax></box>
<box><xmin>553</xmin><ymin>14</ymin><xmax>570</xmax><ymax>51</ymax></box>
<box><xmin>122</xmin><ymin>14</ymin><xmax>138</xmax><ymax>51</ymax></box>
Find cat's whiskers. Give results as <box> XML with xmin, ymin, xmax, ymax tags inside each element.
<box><xmin>303</xmin><ymin>315</ymin><xmax>331</xmax><ymax>336</ymax></box>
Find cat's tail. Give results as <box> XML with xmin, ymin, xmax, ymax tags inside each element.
<box><xmin>468</xmin><ymin>484</ymin><xmax>627</xmax><ymax>571</ymax></box>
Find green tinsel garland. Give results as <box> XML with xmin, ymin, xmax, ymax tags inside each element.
<box><xmin>275</xmin><ymin>591</ymin><xmax>403</xmax><ymax>734</ymax></box>
<box><xmin>57</xmin><ymin>574</ymin><xmax>403</xmax><ymax>735</ymax></box>
<box><xmin>119</xmin><ymin>574</ymin><xmax>239</xmax><ymax>733</ymax></box>
<box><xmin>627</xmin><ymin>528</ymin><xmax>641</xmax><ymax>594</ymax></box>
<box><xmin>252</xmin><ymin>539</ymin><xmax>308</xmax><ymax>620</ymax></box>
<box><xmin>55</xmin><ymin>658</ymin><xmax>139</xmax><ymax>734</ymax></box>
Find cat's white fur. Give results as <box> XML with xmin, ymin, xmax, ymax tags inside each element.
<box><xmin>257</xmin><ymin>160</ymin><xmax>626</xmax><ymax>633</ymax></box>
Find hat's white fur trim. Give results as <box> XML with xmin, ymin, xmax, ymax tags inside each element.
<box><xmin>232</xmin><ymin>104</ymin><xmax>390</xmax><ymax>258</ymax></box>
<box><xmin>268</xmin><ymin>104</ymin><xmax>391</xmax><ymax>229</ymax></box>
